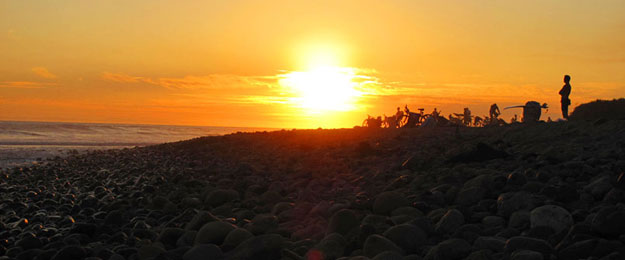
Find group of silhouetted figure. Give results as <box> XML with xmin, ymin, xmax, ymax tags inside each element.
<box><xmin>363</xmin><ymin>104</ymin><xmax>507</xmax><ymax>128</ymax></box>
<box><xmin>362</xmin><ymin>75</ymin><xmax>573</xmax><ymax>128</ymax></box>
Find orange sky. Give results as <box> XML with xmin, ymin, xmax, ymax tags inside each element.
<box><xmin>1</xmin><ymin>1</ymin><xmax>624</xmax><ymax>128</ymax></box>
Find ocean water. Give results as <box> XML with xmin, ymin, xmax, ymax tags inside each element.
<box><xmin>0</xmin><ymin>121</ymin><xmax>274</xmax><ymax>169</ymax></box>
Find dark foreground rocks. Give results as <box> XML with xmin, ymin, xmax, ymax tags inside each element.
<box><xmin>1</xmin><ymin>120</ymin><xmax>625</xmax><ymax>259</ymax></box>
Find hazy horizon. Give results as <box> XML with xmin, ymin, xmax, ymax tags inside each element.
<box><xmin>2</xmin><ymin>1</ymin><xmax>624</xmax><ymax>128</ymax></box>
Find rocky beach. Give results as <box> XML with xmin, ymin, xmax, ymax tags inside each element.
<box><xmin>1</xmin><ymin>120</ymin><xmax>625</xmax><ymax>260</ymax></box>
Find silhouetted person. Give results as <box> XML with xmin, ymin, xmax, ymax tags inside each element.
<box><xmin>395</xmin><ymin>107</ymin><xmax>404</xmax><ymax>127</ymax></box>
<box><xmin>559</xmin><ymin>75</ymin><xmax>572</xmax><ymax>119</ymax></box>
<box><xmin>489</xmin><ymin>103</ymin><xmax>501</xmax><ymax>121</ymax></box>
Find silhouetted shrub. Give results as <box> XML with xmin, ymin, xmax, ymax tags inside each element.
<box><xmin>569</xmin><ymin>99</ymin><xmax>625</xmax><ymax>121</ymax></box>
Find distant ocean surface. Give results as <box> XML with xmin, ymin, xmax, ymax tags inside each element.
<box><xmin>0</xmin><ymin>121</ymin><xmax>275</xmax><ymax>169</ymax></box>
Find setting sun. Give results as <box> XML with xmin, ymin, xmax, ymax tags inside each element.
<box><xmin>279</xmin><ymin>66</ymin><xmax>364</xmax><ymax>112</ymax></box>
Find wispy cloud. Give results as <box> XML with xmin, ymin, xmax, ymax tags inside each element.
<box><xmin>31</xmin><ymin>67</ymin><xmax>58</xmax><ymax>79</ymax></box>
<box><xmin>101</xmin><ymin>72</ymin><xmax>279</xmax><ymax>90</ymax></box>
<box><xmin>0</xmin><ymin>81</ymin><xmax>56</xmax><ymax>89</ymax></box>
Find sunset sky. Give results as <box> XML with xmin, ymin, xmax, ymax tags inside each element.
<box><xmin>1</xmin><ymin>1</ymin><xmax>624</xmax><ymax>128</ymax></box>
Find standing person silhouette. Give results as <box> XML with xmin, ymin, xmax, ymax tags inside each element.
<box><xmin>559</xmin><ymin>75</ymin><xmax>572</xmax><ymax>119</ymax></box>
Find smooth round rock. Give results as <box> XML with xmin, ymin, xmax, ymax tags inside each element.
<box><xmin>473</xmin><ymin>236</ymin><xmax>506</xmax><ymax>253</ymax></box>
<box><xmin>530</xmin><ymin>205</ymin><xmax>573</xmax><ymax>234</ymax></box>
<box><xmin>183</xmin><ymin>244</ymin><xmax>223</xmax><ymax>260</ymax></box>
<box><xmin>228</xmin><ymin>234</ymin><xmax>284</xmax><ymax>259</ymax></box>
<box><xmin>372</xmin><ymin>250</ymin><xmax>404</xmax><ymax>260</ymax></box>
<box><xmin>511</xmin><ymin>249</ymin><xmax>544</xmax><ymax>260</ymax></box>
<box><xmin>424</xmin><ymin>238</ymin><xmax>472</xmax><ymax>260</ymax></box>
<box><xmin>185</xmin><ymin>211</ymin><xmax>219</xmax><ymax>231</ymax></box>
<box><xmin>194</xmin><ymin>221</ymin><xmax>236</xmax><ymax>245</ymax></box>
<box><xmin>373</xmin><ymin>191</ymin><xmax>408</xmax><ymax>215</ymax></box>
<box><xmin>222</xmin><ymin>228</ymin><xmax>254</xmax><ymax>251</ymax></box>
<box><xmin>327</xmin><ymin>209</ymin><xmax>359</xmax><ymax>236</ymax></box>
<box><xmin>363</xmin><ymin>234</ymin><xmax>404</xmax><ymax>258</ymax></box>
<box><xmin>137</xmin><ymin>245</ymin><xmax>165</xmax><ymax>260</ymax></box>
<box><xmin>51</xmin><ymin>246</ymin><xmax>86</xmax><ymax>260</ymax></box>
<box><xmin>382</xmin><ymin>224</ymin><xmax>427</xmax><ymax>254</ymax></box>
<box><xmin>504</xmin><ymin>236</ymin><xmax>552</xmax><ymax>257</ymax></box>
<box><xmin>435</xmin><ymin>209</ymin><xmax>464</xmax><ymax>234</ymax></box>
<box><xmin>591</xmin><ymin>206</ymin><xmax>625</xmax><ymax>236</ymax></box>
<box><xmin>205</xmin><ymin>189</ymin><xmax>239</xmax><ymax>208</ymax></box>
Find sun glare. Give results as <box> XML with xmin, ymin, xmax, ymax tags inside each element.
<box><xmin>279</xmin><ymin>66</ymin><xmax>364</xmax><ymax>112</ymax></box>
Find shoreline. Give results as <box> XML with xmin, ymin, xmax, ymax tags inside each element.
<box><xmin>1</xmin><ymin>120</ymin><xmax>625</xmax><ymax>259</ymax></box>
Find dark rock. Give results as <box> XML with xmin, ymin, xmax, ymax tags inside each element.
<box><xmin>474</xmin><ymin>236</ymin><xmax>506</xmax><ymax>253</ymax></box>
<box><xmin>585</xmin><ymin>176</ymin><xmax>612</xmax><ymax>199</ymax></box>
<box><xmin>16</xmin><ymin>249</ymin><xmax>43</xmax><ymax>260</ymax></box>
<box><xmin>497</xmin><ymin>192</ymin><xmax>536</xmax><ymax>218</ymax></box>
<box><xmin>482</xmin><ymin>216</ymin><xmax>505</xmax><ymax>227</ymax></box>
<box><xmin>465</xmin><ymin>250</ymin><xmax>494</xmax><ymax>260</ymax></box>
<box><xmin>448</xmin><ymin>142</ymin><xmax>509</xmax><ymax>163</ymax></box>
<box><xmin>530</xmin><ymin>205</ymin><xmax>573</xmax><ymax>234</ymax></box>
<box><xmin>137</xmin><ymin>245</ymin><xmax>166</xmax><ymax>260</ymax></box>
<box><xmin>509</xmin><ymin>210</ymin><xmax>530</xmax><ymax>230</ymax></box>
<box><xmin>591</xmin><ymin>206</ymin><xmax>625</xmax><ymax>237</ymax></box>
<box><xmin>15</xmin><ymin>235</ymin><xmax>42</xmax><ymax>250</ymax></box>
<box><xmin>507</xmin><ymin>172</ymin><xmax>527</xmax><ymax>187</ymax></box>
<box><xmin>222</xmin><ymin>228</ymin><xmax>254</xmax><ymax>251</ymax></box>
<box><xmin>247</xmin><ymin>214</ymin><xmax>278</xmax><ymax>235</ymax></box>
<box><xmin>185</xmin><ymin>211</ymin><xmax>219</xmax><ymax>231</ymax></box>
<box><xmin>157</xmin><ymin>228</ymin><xmax>186</xmax><ymax>249</ymax></box>
<box><xmin>558</xmin><ymin>239</ymin><xmax>596</xmax><ymax>259</ymax></box>
<box><xmin>435</xmin><ymin>209</ymin><xmax>464</xmax><ymax>234</ymax></box>
<box><xmin>391</xmin><ymin>206</ymin><xmax>423</xmax><ymax>217</ymax></box>
<box><xmin>363</xmin><ymin>234</ymin><xmax>404</xmax><ymax>258</ymax></box>
<box><xmin>455</xmin><ymin>187</ymin><xmax>486</xmax><ymax>206</ymax></box>
<box><xmin>510</xmin><ymin>250</ymin><xmax>544</xmax><ymax>260</ymax></box>
<box><xmin>104</xmin><ymin>210</ymin><xmax>125</xmax><ymax>226</ymax></box>
<box><xmin>451</xmin><ymin>224</ymin><xmax>481</xmax><ymax>244</ymax></box>
<box><xmin>383</xmin><ymin>224</ymin><xmax>427</xmax><ymax>254</ymax></box>
<box><xmin>504</xmin><ymin>236</ymin><xmax>552</xmax><ymax>258</ymax></box>
<box><xmin>309</xmin><ymin>233</ymin><xmax>346</xmax><ymax>260</ymax></box>
<box><xmin>373</xmin><ymin>191</ymin><xmax>408</xmax><ymax>215</ymax></box>
<box><xmin>176</xmin><ymin>231</ymin><xmax>197</xmax><ymax>247</ymax></box>
<box><xmin>183</xmin><ymin>244</ymin><xmax>223</xmax><ymax>260</ymax></box>
<box><xmin>424</xmin><ymin>238</ymin><xmax>472</xmax><ymax>260</ymax></box>
<box><xmin>327</xmin><ymin>209</ymin><xmax>359</xmax><ymax>236</ymax></box>
<box><xmin>51</xmin><ymin>245</ymin><xmax>86</xmax><ymax>260</ymax></box>
<box><xmin>228</xmin><ymin>234</ymin><xmax>285</xmax><ymax>260</ymax></box>
<box><xmin>194</xmin><ymin>221</ymin><xmax>236</xmax><ymax>245</ymax></box>
<box><xmin>205</xmin><ymin>189</ymin><xmax>239</xmax><ymax>208</ymax></box>
<box><xmin>70</xmin><ymin>222</ymin><xmax>98</xmax><ymax>237</ymax></box>
<box><xmin>616</xmin><ymin>172</ymin><xmax>625</xmax><ymax>190</ymax></box>
<box><xmin>372</xmin><ymin>250</ymin><xmax>404</xmax><ymax>260</ymax></box>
